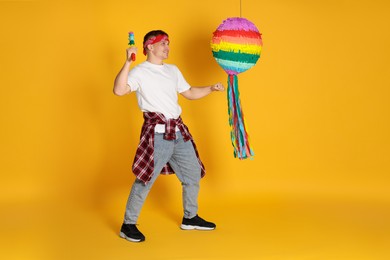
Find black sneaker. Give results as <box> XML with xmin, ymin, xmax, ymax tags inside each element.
<box><xmin>120</xmin><ymin>224</ymin><xmax>145</xmax><ymax>242</ymax></box>
<box><xmin>180</xmin><ymin>215</ymin><xmax>216</xmax><ymax>230</ymax></box>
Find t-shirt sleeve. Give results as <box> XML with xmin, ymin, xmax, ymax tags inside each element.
<box><xmin>174</xmin><ymin>66</ymin><xmax>191</xmax><ymax>93</ymax></box>
<box><xmin>127</xmin><ymin>67</ymin><xmax>141</xmax><ymax>92</ymax></box>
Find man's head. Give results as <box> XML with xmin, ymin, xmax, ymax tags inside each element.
<box><xmin>143</xmin><ymin>30</ymin><xmax>170</xmax><ymax>59</ymax></box>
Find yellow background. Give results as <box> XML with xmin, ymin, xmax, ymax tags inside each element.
<box><xmin>1</xmin><ymin>0</ymin><xmax>390</xmax><ymax>259</ymax></box>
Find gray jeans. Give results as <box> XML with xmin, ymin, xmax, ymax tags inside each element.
<box><xmin>124</xmin><ymin>131</ymin><xmax>202</xmax><ymax>224</ymax></box>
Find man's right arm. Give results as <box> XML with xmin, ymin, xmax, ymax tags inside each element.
<box><xmin>113</xmin><ymin>47</ymin><xmax>137</xmax><ymax>96</ymax></box>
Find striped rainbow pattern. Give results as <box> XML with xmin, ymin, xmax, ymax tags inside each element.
<box><xmin>211</xmin><ymin>17</ymin><xmax>262</xmax><ymax>75</ymax></box>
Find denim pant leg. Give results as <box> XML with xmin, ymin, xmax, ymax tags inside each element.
<box><xmin>168</xmin><ymin>132</ymin><xmax>202</xmax><ymax>219</ymax></box>
<box><xmin>123</xmin><ymin>133</ymin><xmax>174</xmax><ymax>224</ymax></box>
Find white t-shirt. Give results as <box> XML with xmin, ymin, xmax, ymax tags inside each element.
<box><xmin>127</xmin><ymin>61</ymin><xmax>191</xmax><ymax>132</ymax></box>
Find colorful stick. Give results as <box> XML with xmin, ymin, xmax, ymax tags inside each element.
<box><xmin>128</xmin><ymin>31</ymin><xmax>136</xmax><ymax>61</ymax></box>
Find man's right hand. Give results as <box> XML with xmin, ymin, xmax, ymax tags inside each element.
<box><xmin>126</xmin><ymin>47</ymin><xmax>138</xmax><ymax>62</ymax></box>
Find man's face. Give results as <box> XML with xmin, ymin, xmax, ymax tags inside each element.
<box><xmin>150</xmin><ymin>40</ymin><xmax>170</xmax><ymax>60</ymax></box>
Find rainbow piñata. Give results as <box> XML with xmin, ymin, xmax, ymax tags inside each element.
<box><xmin>211</xmin><ymin>17</ymin><xmax>263</xmax><ymax>159</ymax></box>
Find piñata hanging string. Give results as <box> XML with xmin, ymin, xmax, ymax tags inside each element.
<box><xmin>240</xmin><ymin>0</ymin><xmax>242</xmax><ymax>17</ymax></box>
<box><xmin>211</xmin><ymin>1</ymin><xmax>263</xmax><ymax>159</ymax></box>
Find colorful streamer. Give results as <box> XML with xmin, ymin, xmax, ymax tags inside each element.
<box><xmin>227</xmin><ymin>74</ymin><xmax>254</xmax><ymax>159</ymax></box>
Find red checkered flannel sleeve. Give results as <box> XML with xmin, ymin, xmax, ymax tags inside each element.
<box><xmin>132</xmin><ymin>112</ymin><xmax>205</xmax><ymax>184</ymax></box>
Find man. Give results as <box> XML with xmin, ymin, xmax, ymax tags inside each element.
<box><xmin>113</xmin><ymin>30</ymin><xmax>224</xmax><ymax>242</ymax></box>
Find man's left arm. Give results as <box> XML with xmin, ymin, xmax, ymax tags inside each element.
<box><xmin>180</xmin><ymin>83</ymin><xmax>224</xmax><ymax>100</ymax></box>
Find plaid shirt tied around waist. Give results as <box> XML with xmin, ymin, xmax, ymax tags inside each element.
<box><xmin>132</xmin><ymin>112</ymin><xmax>206</xmax><ymax>184</ymax></box>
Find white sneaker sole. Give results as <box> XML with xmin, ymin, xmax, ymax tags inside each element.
<box><xmin>180</xmin><ymin>224</ymin><xmax>215</xmax><ymax>230</ymax></box>
<box><xmin>119</xmin><ymin>232</ymin><xmax>144</xmax><ymax>242</ymax></box>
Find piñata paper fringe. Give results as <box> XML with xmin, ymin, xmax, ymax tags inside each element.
<box><xmin>227</xmin><ymin>74</ymin><xmax>254</xmax><ymax>159</ymax></box>
<box><xmin>211</xmin><ymin>41</ymin><xmax>262</xmax><ymax>55</ymax></box>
